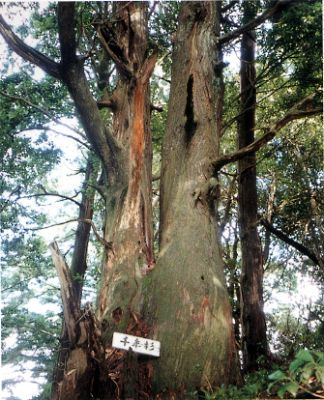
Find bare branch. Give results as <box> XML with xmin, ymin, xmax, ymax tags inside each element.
<box><xmin>31</xmin><ymin>218</ymin><xmax>113</xmax><ymax>250</ymax></box>
<box><xmin>153</xmin><ymin>74</ymin><xmax>171</xmax><ymax>84</ymax></box>
<box><xmin>0</xmin><ymin>15</ymin><xmax>61</xmax><ymax>79</ymax></box>
<box><xmin>219</xmin><ymin>0</ymin><xmax>295</xmax><ymax>45</ymax></box>
<box><xmin>43</xmin><ymin>127</ymin><xmax>90</xmax><ymax>149</ymax></box>
<box><xmin>139</xmin><ymin>53</ymin><xmax>158</xmax><ymax>83</ymax></box>
<box><xmin>19</xmin><ymin>189</ymin><xmax>82</xmax><ymax>208</ymax></box>
<box><xmin>1</xmin><ymin>276</ymin><xmax>35</xmax><ymax>293</ymax></box>
<box><xmin>259</xmin><ymin>218</ymin><xmax>322</xmax><ymax>268</ymax></box>
<box><xmin>148</xmin><ymin>1</ymin><xmax>158</xmax><ymax>19</ymax></box>
<box><xmin>213</xmin><ymin>93</ymin><xmax>322</xmax><ymax>173</ymax></box>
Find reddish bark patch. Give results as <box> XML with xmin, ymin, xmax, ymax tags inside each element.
<box><xmin>129</xmin><ymin>82</ymin><xmax>145</xmax><ymax>199</ymax></box>
<box><xmin>190</xmin><ymin>295</ymin><xmax>211</xmax><ymax>324</ymax></box>
<box><xmin>198</xmin><ymin>295</ymin><xmax>210</xmax><ymax>323</ymax></box>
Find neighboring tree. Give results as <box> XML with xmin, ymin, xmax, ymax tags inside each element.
<box><xmin>218</xmin><ymin>2</ymin><xmax>321</xmax><ymax>370</ymax></box>
<box><xmin>237</xmin><ymin>1</ymin><xmax>268</xmax><ymax>372</ymax></box>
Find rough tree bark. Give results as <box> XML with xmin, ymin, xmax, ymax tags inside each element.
<box><xmin>144</xmin><ymin>2</ymin><xmax>240</xmax><ymax>395</ymax></box>
<box><xmin>93</xmin><ymin>4</ymin><xmax>157</xmax><ymax>397</ymax></box>
<box><xmin>238</xmin><ymin>1</ymin><xmax>268</xmax><ymax>372</ymax></box>
<box><xmin>95</xmin><ymin>1</ymin><xmax>156</xmax><ymax>329</ymax></box>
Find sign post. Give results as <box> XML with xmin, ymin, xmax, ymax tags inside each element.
<box><xmin>112</xmin><ymin>332</ymin><xmax>160</xmax><ymax>357</ymax></box>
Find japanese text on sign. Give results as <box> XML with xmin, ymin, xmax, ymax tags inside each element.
<box><xmin>112</xmin><ymin>332</ymin><xmax>160</xmax><ymax>357</ymax></box>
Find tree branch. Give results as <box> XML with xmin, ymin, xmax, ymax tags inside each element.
<box><xmin>0</xmin><ymin>90</ymin><xmax>86</xmax><ymax>139</ymax></box>
<box><xmin>139</xmin><ymin>53</ymin><xmax>158</xmax><ymax>83</ymax></box>
<box><xmin>213</xmin><ymin>93</ymin><xmax>322</xmax><ymax>173</ymax></box>
<box><xmin>1</xmin><ymin>5</ymin><xmax>119</xmax><ymax>185</ymax></box>
<box><xmin>19</xmin><ymin>189</ymin><xmax>82</xmax><ymax>208</ymax></box>
<box><xmin>219</xmin><ymin>0</ymin><xmax>294</xmax><ymax>45</ymax></box>
<box><xmin>259</xmin><ymin>218</ymin><xmax>322</xmax><ymax>267</ymax></box>
<box><xmin>153</xmin><ymin>74</ymin><xmax>171</xmax><ymax>84</ymax></box>
<box><xmin>56</xmin><ymin>5</ymin><xmax>120</xmax><ymax>172</ymax></box>
<box><xmin>97</xmin><ymin>98</ymin><xmax>117</xmax><ymax>110</ymax></box>
<box><xmin>43</xmin><ymin>127</ymin><xmax>90</xmax><ymax>149</ymax></box>
<box><xmin>151</xmin><ymin>104</ymin><xmax>164</xmax><ymax>113</ymax></box>
<box><xmin>30</xmin><ymin>218</ymin><xmax>113</xmax><ymax>250</ymax></box>
<box><xmin>0</xmin><ymin>15</ymin><xmax>61</xmax><ymax>79</ymax></box>
<box><xmin>96</xmin><ymin>27</ymin><xmax>133</xmax><ymax>79</ymax></box>
<box><xmin>57</xmin><ymin>3</ymin><xmax>77</xmax><ymax>65</ymax></box>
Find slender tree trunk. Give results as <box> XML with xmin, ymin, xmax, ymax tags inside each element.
<box><xmin>144</xmin><ymin>2</ymin><xmax>240</xmax><ymax>395</ymax></box>
<box><xmin>50</xmin><ymin>154</ymin><xmax>99</xmax><ymax>400</ymax></box>
<box><xmin>238</xmin><ymin>1</ymin><xmax>268</xmax><ymax>372</ymax></box>
<box><xmin>70</xmin><ymin>155</ymin><xmax>98</xmax><ymax>306</ymax></box>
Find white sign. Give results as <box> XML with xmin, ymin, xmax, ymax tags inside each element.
<box><xmin>112</xmin><ymin>332</ymin><xmax>160</xmax><ymax>357</ymax></box>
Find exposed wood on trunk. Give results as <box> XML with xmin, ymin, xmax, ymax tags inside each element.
<box><xmin>49</xmin><ymin>241</ymin><xmax>80</xmax><ymax>344</ymax></box>
<box><xmin>238</xmin><ymin>2</ymin><xmax>268</xmax><ymax>372</ymax></box>
<box><xmin>50</xmin><ymin>241</ymin><xmax>104</xmax><ymax>400</ymax></box>
<box><xmin>88</xmin><ymin>4</ymin><xmax>156</xmax><ymax>397</ymax></box>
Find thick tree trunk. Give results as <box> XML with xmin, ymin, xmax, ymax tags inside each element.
<box><xmin>93</xmin><ymin>4</ymin><xmax>156</xmax><ymax>398</ymax></box>
<box><xmin>238</xmin><ymin>2</ymin><xmax>268</xmax><ymax>372</ymax></box>
<box><xmin>96</xmin><ymin>0</ymin><xmax>155</xmax><ymax>346</ymax></box>
<box><xmin>144</xmin><ymin>2</ymin><xmax>240</xmax><ymax>395</ymax></box>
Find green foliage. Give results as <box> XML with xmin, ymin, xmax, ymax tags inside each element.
<box><xmin>266</xmin><ymin>293</ymin><xmax>324</xmax><ymax>358</ymax></box>
<box><xmin>260</xmin><ymin>0</ymin><xmax>322</xmax><ymax>96</ymax></box>
<box><xmin>268</xmin><ymin>350</ymin><xmax>324</xmax><ymax>399</ymax></box>
<box><xmin>149</xmin><ymin>2</ymin><xmax>180</xmax><ymax>73</ymax></box>
<box><xmin>258</xmin><ymin>117</ymin><xmax>323</xmax><ymax>283</ymax></box>
<box><xmin>202</xmin><ymin>370</ymin><xmax>270</xmax><ymax>399</ymax></box>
